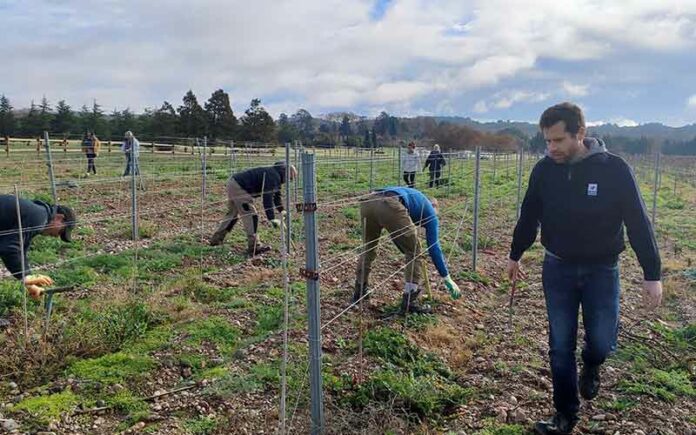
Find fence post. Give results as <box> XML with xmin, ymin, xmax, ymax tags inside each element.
<box><xmin>131</xmin><ymin>143</ymin><xmax>139</xmax><ymax>241</ymax></box>
<box><xmin>201</xmin><ymin>137</ymin><xmax>208</xmax><ymax>200</ymax></box>
<box><xmin>492</xmin><ymin>151</ymin><xmax>497</xmax><ymax>181</ymax></box>
<box><xmin>652</xmin><ymin>152</ymin><xmax>660</xmax><ymax>225</ymax></box>
<box><xmin>369</xmin><ymin>147</ymin><xmax>375</xmax><ymax>192</ymax></box>
<box><xmin>397</xmin><ymin>146</ymin><xmax>402</xmax><ymax>185</ymax></box>
<box><xmin>4</xmin><ymin>136</ymin><xmax>8</xmax><ymax>156</ymax></box>
<box><xmin>301</xmin><ymin>152</ymin><xmax>324</xmax><ymax>435</ymax></box>
<box><xmin>515</xmin><ymin>148</ymin><xmax>524</xmax><ymax>221</ymax></box>
<box><xmin>285</xmin><ymin>142</ymin><xmax>291</xmax><ymax>254</ymax></box>
<box><xmin>43</xmin><ymin>132</ymin><xmax>58</xmax><ymax>204</ymax></box>
<box><xmin>446</xmin><ymin>153</ymin><xmax>452</xmax><ymax>196</ymax></box>
<box><xmin>472</xmin><ymin>146</ymin><xmax>481</xmax><ymax>272</ymax></box>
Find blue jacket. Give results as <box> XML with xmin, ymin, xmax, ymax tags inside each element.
<box><xmin>379</xmin><ymin>187</ymin><xmax>449</xmax><ymax>277</ymax></box>
<box><xmin>510</xmin><ymin>138</ymin><xmax>661</xmax><ymax>280</ymax></box>
<box><xmin>0</xmin><ymin>195</ymin><xmax>53</xmax><ymax>279</ymax></box>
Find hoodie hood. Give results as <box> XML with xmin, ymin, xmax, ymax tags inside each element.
<box><xmin>273</xmin><ymin>162</ymin><xmax>287</xmax><ymax>183</ymax></box>
<box><xmin>570</xmin><ymin>137</ymin><xmax>607</xmax><ymax>164</ymax></box>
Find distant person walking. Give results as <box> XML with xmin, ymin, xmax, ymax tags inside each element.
<box><xmin>122</xmin><ymin>131</ymin><xmax>140</xmax><ymax>176</ymax></box>
<box><xmin>401</xmin><ymin>142</ymin><xmax>421</xmax><ymax>188</ymax></box>
<box><xmin>82</xmin><ymin>131</ymin><xmax>100</xmax><ymax>175</ymax></box>
<box><xmin>424</xmin><ymin>144</ymin><xmax>446</xmax><ymax>188</ymax></box>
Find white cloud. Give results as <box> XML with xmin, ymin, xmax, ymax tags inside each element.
<box><xmin>562</xmin><ymin>81</ymin><xmax>590</xmax><ymax>97</ymax></box>
<box><xmin>587</xmin><ymin>117</ymin><xmax>639</xmax><ymax>127</ymax></box>
<box><xmin>473</xmin><ymin>100</ymin><xmax>489</xmax><ymax>113</ymax></box>
<box><xmin>0</xmin><ymin>0</ymin><xmax>695</xmax><ymax>121</ymax></box>
<box><xmin>474</xmin><ymin>90</ymin><xmax>550</xmax><ymax>112</ymax></box>
<box><xmin>688</xmin><ymin>94</ymin><xmax>696</xmax><ymax>108</ymax></box>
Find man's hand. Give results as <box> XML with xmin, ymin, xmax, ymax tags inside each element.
<box><xmin>25</xmin><ymin>284</ymin><xmax>45</xmax><ymax>301</ymax></box>
<box><xmin>270</xmin><ymin>219</ymin><xmax>281</xmax><ymax>228</ymax></box>
<box><xmin>25</xmin><ymin>274</ymin><xmax>53</xmax><ymax>287</ymax></box>
<box><xmin>642</xmin><ymin>280</ymin><xmax>662</xmax><ymax>310</ymax></box>
<box><xmin>506</xmin><ymin>259</ymin><xmax>526</xmax><ymax>282</ymax></box>
<box><xmin>443</xmin><ymin>275</ymin><xmax>461</xmax><ymax>300</ymax></box>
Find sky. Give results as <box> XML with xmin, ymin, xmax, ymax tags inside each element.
<box><xmin>2</xmin><ymin>0</ymin><xmax>696</xmax><ymax>126</ymax></box>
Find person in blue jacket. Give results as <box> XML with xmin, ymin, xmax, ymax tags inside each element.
<box><xmin>353</xmin><ymin>186</ymin><xmax>461</xmax><ymax>314</ymax></box>
<box><xmin>507</xmin><ymin>102</ymin><xmax>662</xmax><ymax>434</ymax></box>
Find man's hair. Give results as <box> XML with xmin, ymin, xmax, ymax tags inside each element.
<box><xmin>539</xmin><ymin>102</ymin><xmax>585</xmax><ymax>136</ymax></box>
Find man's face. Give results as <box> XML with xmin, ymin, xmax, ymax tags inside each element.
<box><xmin>408</xmin><ymin>144</ymin><xmax>415</xmax><ymax>154</ymax></box>
<box><xmin>43</xmin><ymin>214</ymin><xmax>65</xmax><ymax>237</ymax></box>
<box><xmin>543</xmin><ymin>121</ymin><xmax>585</xmax><ymax>163</ymax></box>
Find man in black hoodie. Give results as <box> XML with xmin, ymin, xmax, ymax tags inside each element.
<box><xmin>210</xmin><ymin>162</ymin><xmax>296</xmax><ymax>256</ymax></box>
<box><xmin>506</xmin><ymin>103</ymin><xmax>662</xmax><ymax>434</ymax></box>
<box><xmin>0</xmin><ymin>195</ymin><xmax>76</xmax><ymax>327</ymax></box>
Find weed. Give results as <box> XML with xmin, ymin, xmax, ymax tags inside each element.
<box><xmin>184</xmin><ymin>416</ymin><xmax>220</xmax><ymax>435</ymax></box>
<box><xmin>68</xmin><ymin>352</ymin><xmax>155</xmax><ymax>384</ymax></box>
<box><xmin>11</xmin><ymin>391</ymin><xmax>79</xmax><ymax>426</ymax></box>
<box><xmin>185</xmin><ymin>316</ymin><xmax>239</xmax><ymax>355</ymax></box>
<box><xmin>475</xmin><ymin>419</ymin><xmax>527</xmax><ymax>435</ymax></box>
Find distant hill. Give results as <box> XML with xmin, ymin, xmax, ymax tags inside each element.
<box><xmin>431</xmin><ymin>116</ymin><xmax>696</xmax><ymax>141</ymax></box>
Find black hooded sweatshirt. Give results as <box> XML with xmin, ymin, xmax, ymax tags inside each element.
<box><xmin>0</xmin><ymin>195</ymin><xmax>53</xmax><ymax>279</ymax></box>
<box><xmin>509</xmin><ymin>138</ymin><xmax>661</xmax><ymax>281</ymax></box>
<box><xmin>232</xmin><ymin>164</ymin><xmax>287</xmax><ymax>221</ymax></box>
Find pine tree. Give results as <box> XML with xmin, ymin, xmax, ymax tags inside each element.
<box><xmin>204</xmin><ymin>89</ymin><xmax>237</xmax><ymax>139</ymax></box>
<box><xmin>177</xmin><ymin>90</ymin><xmax>207</xmax><ymax>137</ymax></box>
<box><xmin>51</xmin><ymin>100</ymin><xmax>75</xmax><ymax>134</ymax></box>
<box><xmin>240</xmin><ymin>99</ymin><xmax>276</xmax><ymax>142</ymax></box>
<box><xmin>0</xmin><ymin>95</ymin><xmax>16</xmax><ymax>136</ymax></box>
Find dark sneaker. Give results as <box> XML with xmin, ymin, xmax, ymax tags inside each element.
<box><xmin>247</xmin><ymin>244</ymin><xmax>272</xmax><ymax>257</ymax></box>
<box><xmin>534</xmin><ymin>413</ymin><xmax>578</xmax><ymax>434</ymax></box>
<box><xmin>580</xmin><ymin>364</ymin><xmax>601</xmax><ymax>400</ymax></box>
<box><xmin>399</xmin><ymin>291</ymin><xmax>432</xmax><ymax>314</ymax></box>
<box><xmin>209</xmin><ymin>237</ymin><xmax>224</xmax><ymax>246</ymax></box>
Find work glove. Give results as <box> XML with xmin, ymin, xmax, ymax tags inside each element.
<box><xmin>443</xmin><ymin>275</ymin><xmax>461</xmax><ymax>300</ymax></box>
<box><xmin>271</xmin><ymin>219</ymin><xmax>281</xmax><ymax>228</ymax></box>
<box><xmin>25</xmin><ymin>284</ymin><xmax>45</xmax><ymax>301</ymax></box>
<box><xmin>25</xmin><ymin>274</ymin><xmax>53</xmax><ymax>287</ymax></box>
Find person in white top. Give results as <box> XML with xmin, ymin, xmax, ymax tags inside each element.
<box><xmin>122</xmin><ymin>131</ymin><xmax>140</xmax><ymax>176</ymax></box>
<box><xmin>401</xmin><ymin>142</ymin><xmax>422</xmax><ymax>188</ymax></box>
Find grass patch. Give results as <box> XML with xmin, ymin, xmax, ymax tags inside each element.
<box><xmin>68</xmin><ymin>352</ymin><xmax>155</xmax><ymax>385</ymax></box>
<box><xmin>185</xmin><ymin>316</ymin><xmax>240</xmax><ymax>355</ymax></box>
<box><xmin>11</xmin><ymin>390</ymin><xmax>79</xmax><ymax>426</ymax></box>
<box><xmin>618</xmin><ymin>368</ymin><xmax>694</xmax><ymax>402</ymax></box>
<box><xmin>184</xmin><ymin>416</ymin><xmax>220</xmax><ymax>435</ymax></box>
<box><xmin>350</xmin><ymin>327</ymin><xmax>471</xmax><ymax>421</ymax></box>
<box><xmin>475</xmin><ymin>419</ymin><xmax>527</xmax><ymax>435</ymax></box>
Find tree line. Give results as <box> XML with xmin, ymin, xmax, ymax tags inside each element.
<box><xmin>2</xmin><ymin>91</ymin><xmax>694</xmax><ymax>154</ymax></box>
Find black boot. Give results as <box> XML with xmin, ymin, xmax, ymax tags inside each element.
<box><xmin>534</xmin><ymin>412</ymin><xmax>578</xmax><ymax>434</ymax></box>
<box><xmin>580</xmin><ymin>364</ymin><xmax>601</xmax><ymax>400</ymax></box>
<box><xmin>399</xmin><ymin>290</ymin><xmax>432</xmax><ymax>314</ymax></box>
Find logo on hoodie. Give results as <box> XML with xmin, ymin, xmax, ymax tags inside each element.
<box><xmin>587</xmin><ymin>183</ymin><xmax>598</xmax><ymax>196</ymax></box>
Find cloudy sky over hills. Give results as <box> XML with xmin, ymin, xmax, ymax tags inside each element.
<box><xmin>2</xmin><ymin>0</ymin><xmax>696</xmax><ymax>125</ymax></box>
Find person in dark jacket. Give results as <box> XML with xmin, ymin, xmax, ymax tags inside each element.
<box><xmin>424</xmin><ymin>144</ymin><xmax>446</xmax><ymax>188</ymax></box>
<box><xmin>353</xmin><ymin>186</ymin><xmax>461</xmax><ymax>314</ymax></box>
<box><xmin>210</xmin><ymin>162</ymin><xmax>297</xmax><ymax>256</ymax></box>
<box><xmin>0</xmin><ymin>195</ymin><xmax>76</xmax><ymax>327</ymax></box>
<box><xmin>82</xmin><ymin>131</ymin><xmax>98</xmax><ymax>175</ymax></box>
<box><xmin>506</xmin><ymin>102</ymin><xmax>662</xmax><ymax>435</ymax></box>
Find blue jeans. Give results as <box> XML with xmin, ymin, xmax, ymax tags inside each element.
<box><xmin>542</xmin><ymin>254</ymin><xmax>620</xmax><ymax>417</ymax></box>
